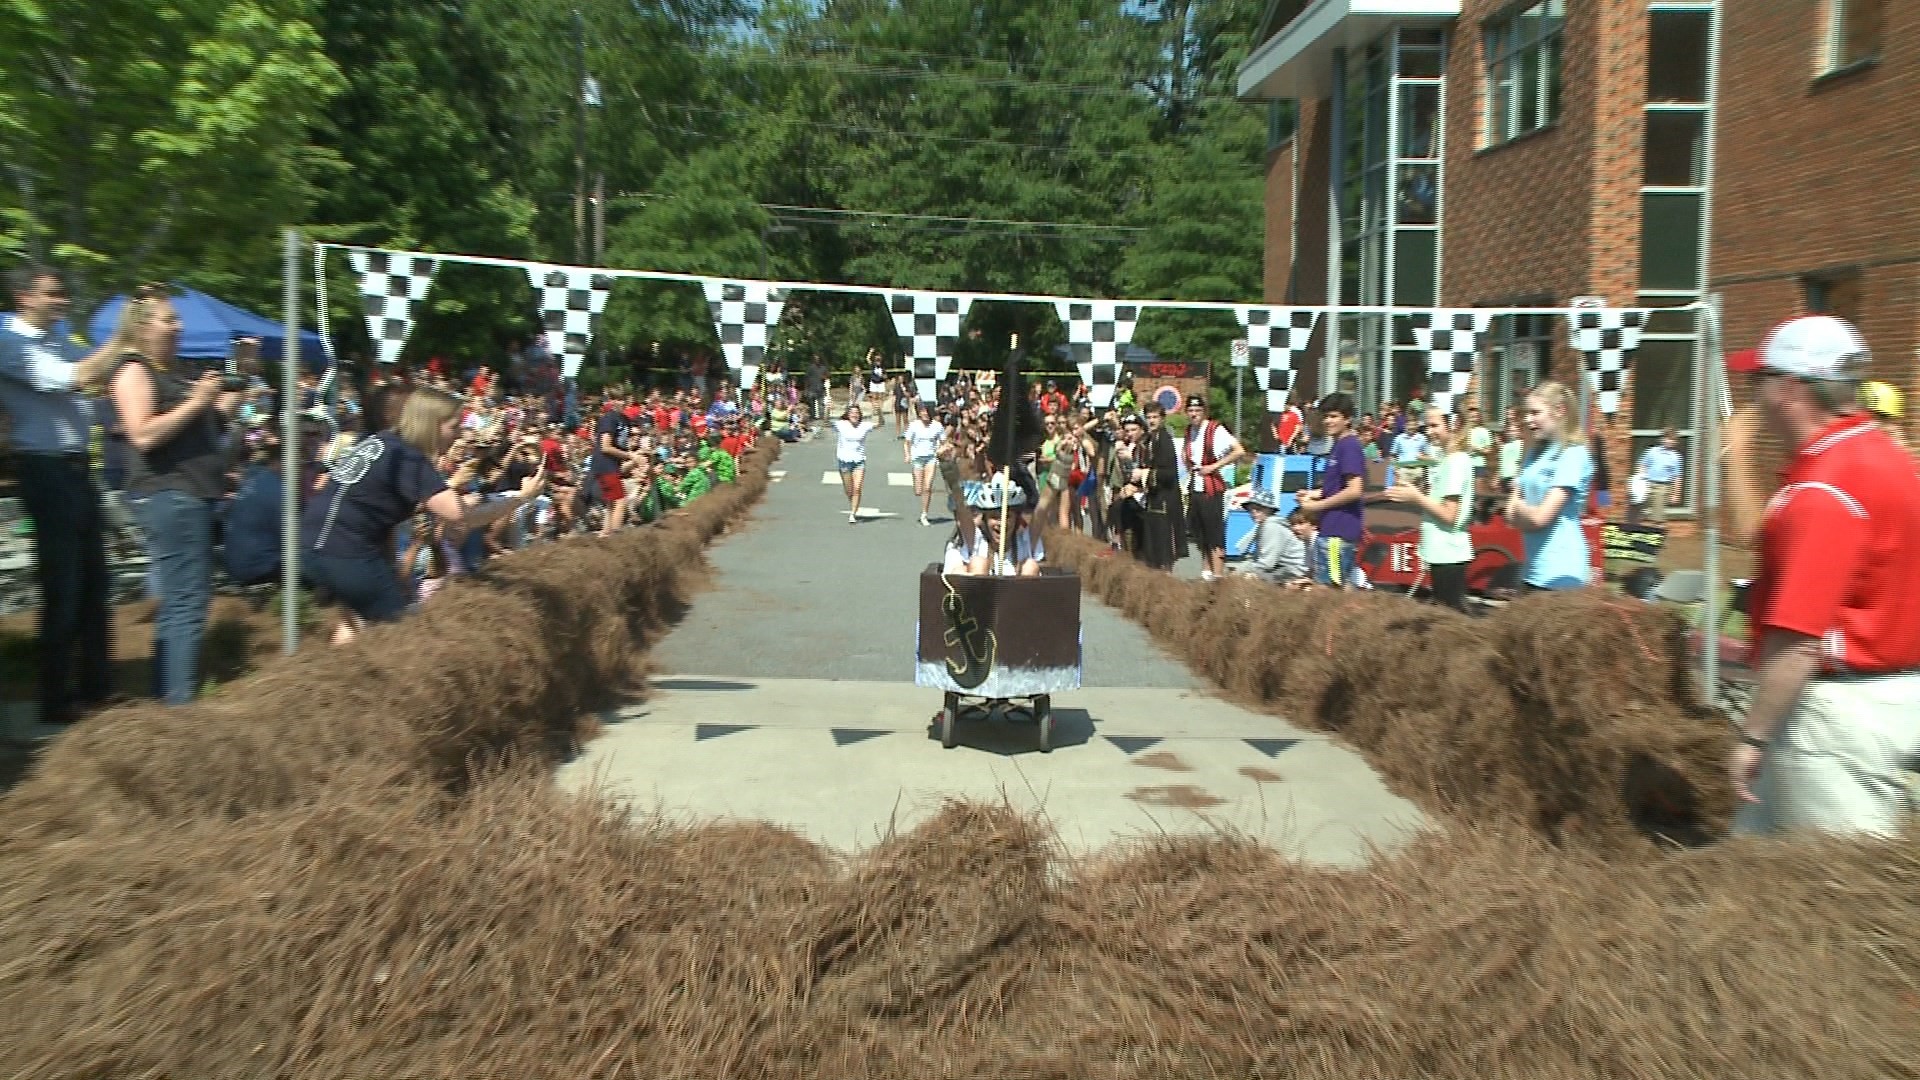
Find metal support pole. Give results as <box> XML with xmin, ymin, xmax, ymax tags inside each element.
<box><xmin>1700</xmin><ymin>294</ymin><xmax>1724</xmax><ymax>707</ymax></box>
<box><xmin>281</xmin><ymin>228</ymin><xmax>301</xmax><ymax>655</ymax></box>
<box><xmin>572</xmin><ymin>9</ymin><xmax>587</xmax><ymax>266</ymax></box>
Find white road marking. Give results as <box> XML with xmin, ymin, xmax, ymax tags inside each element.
<box><xmin>886</xmin><ymin>473</ymin><xmax>913</xmax><ymax>487</ymax></box>
<box><xmin>821</xmin><ymin>471</ymin><xmax>840</xmax><ymax>484</ymax></box>
<box><xmin>769</xmin><ymin>471</ymin><xmax>786</xmax><ymax>483</ymax></box>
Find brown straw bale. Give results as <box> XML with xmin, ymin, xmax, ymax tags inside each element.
<box><xmin>8</xmin><ymin>777</ymin><xmax>1919</xmax><ymax>1080</ymax></box>
<box><xmin>2</xmin><ymin>442</ymin><xmax>780</xmax><ymax>836</ymax></box>
<box><xmin>1488</xmin><ymin>590</ymin><xmax>1737</xmax><ymax>847</ymax></box>
<box><xmin>1054</xmin><ymin>525</ymin><xmax>1730</xmax><ymax>849</ymax></box>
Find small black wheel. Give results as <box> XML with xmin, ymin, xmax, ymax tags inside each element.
<box><xmin>938</xmin><ymin>706</ymin><xmax>957</xmax><ymax>749</ymax></box>
<box><xmin>1034</xmin><ymin>695</ymin><xmax>1053</xmax><ymax>753</ymax></box>
<box><xmin>945</xmin><ymin>691</ymin><xmax>960</xmax><ymax>715</ymax></box>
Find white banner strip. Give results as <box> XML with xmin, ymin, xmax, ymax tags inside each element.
<box><xmin>315</xmin><ymin>245</ymin><xmax>1689</xmax><ymax>319</ymax></box>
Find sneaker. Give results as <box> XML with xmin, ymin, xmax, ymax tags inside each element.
<box><xmin>919</xmin><ymin>513</ymin><xmax>930</xmax><ymax>527</ymax></box>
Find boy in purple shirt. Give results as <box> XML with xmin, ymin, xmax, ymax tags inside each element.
<box><xmin>1297</xmin><ymin>392</ymin><xmax>1367</xmax><ymax>588</ymax></box>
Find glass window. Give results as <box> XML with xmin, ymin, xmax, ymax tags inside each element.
<box><xmin>1640</xmin><ymin>192</ymin><xmax>1704</xmax><ymax>291</ymax></box>
<box><xmin>1641</xmin><ymin>301</ymin><xmax>1698</xmax><ymax>335</ymax></box>
<box><xmin>1393</xmin><ymin>229</ymin><xmax>1438</xmax><ymax>306</ymax></box>
<box><xmin>1803</xmin><ymin>274</ymin><xmax>1862</xmax><ymax>324</ymax></box>
<box><xmin>1630</xmin><ymin>338</ymin><xmax>1696</xmax><ymax>431</ymax></box>
<box><xmin>1397</xmin><ymin>165</ymin><xmax>1439</xmax><ymax>225</ymax></box>
<box><xmin>1484</xmin><ymin>1</ymin><xmax>1564</xmax><ymax>145</ymax></box>
<box><xmin>1648</xmin><ymin>9</ymin><xmax>1712</xmax><ymax>103</ymax></box>
<box><xmin>1399</xmin><ymin>47</ymin><xmax>1443</xmax><ymax>78</ymax></box>
<box><xmin>1643</xmin><ymin>109</ymin><xmax>1707</xmax><ymax>186</ymax></box>
<box><xmin>1400</xmin><ymin>83</ymin><xmax>1441</xmax><ymax>159</ymax></box>
<box><xmin>1266</xmin><ymin>100</ymin><xmax>1297</xmax><ymax>151</ymax></box>
<box><xmin>1821</xmin><ymin>0</ymin><xmax>1883</xmax><ymax>73</ymax></box>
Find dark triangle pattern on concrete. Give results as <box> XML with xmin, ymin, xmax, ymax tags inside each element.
<box><xmin>1245</xmin><ymin>738</ymin><xmax>1301</xmax><ymax>758</ymax></box>
<box><xmin>695</xmin><ymin>724</ymin><xmax>756</xmax><ymax>741</ymax></box>
<box><xmin>831</xmin><ymin>728</ymin><xmax>890</xmax><ymax>747</ymax></box>
<box><xmin>1106</xmin><ymin>735</ymin><xmax>1164</xmax><ymax>755</ymax></box>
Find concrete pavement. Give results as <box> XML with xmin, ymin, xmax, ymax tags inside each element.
<box><xmin>558</xmin><ymin>678</ymin><xmax>1423</xmax><ymax>864</ymax></box>
<box><xmin>566</xmin><ymin>432</ymin><xmax>1426</xmax><ymax>862</ymax></box>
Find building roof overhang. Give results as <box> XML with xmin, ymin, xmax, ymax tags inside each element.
<box><xmin>1236</xmin><ymin>0</ymin><xmax>1460</xmax><ymax>101</ymax></box>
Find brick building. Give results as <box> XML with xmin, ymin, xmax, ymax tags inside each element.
<box><xmin>1238</xmin><ymin>0</ymin><xmax>1759</xmax><ymax>516</ymax></box>
<box><xmin>1713</xmin><ymin>0</ymin><xmax>1917</xmax><ymax>458</ymax></box>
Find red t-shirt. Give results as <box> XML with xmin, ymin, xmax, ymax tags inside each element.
<box><xmin>1748</xmin><ymin>414</ymin><xmax>1920</xmax><ymax>674</ymax></box>
<box><xmin>623</xmin><ymin>403</ymin><xmax>642</xmax><ymax>421</ymax></box>
<box><xmin>1272</xmin><ymin>408</ymin><xmax>1302</xmax><ymax>450</ymax></box>
<box><xmin>720</xmin><ymin>434</ymin><xmax>745</xmax><ymax>457</ymax></box>
<box><xmin>651</xmin><ymin>405</ymin><xmax>670</xmax><ymax>430</ymax></box>
<box><xmin>691</xmin><ymin>413</ymin><xmax>710</xmax><ymax>437</ymax></box>
<box><xmin>539</xmin><ymin>436</ymin><xmax>564</xmax><ymax>474</ymax></box>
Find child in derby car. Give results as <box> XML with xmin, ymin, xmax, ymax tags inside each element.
<box><xmin>944</xmin><ymin>477</ymin><xmax>1043</xmax><ymax>577</ymax></box>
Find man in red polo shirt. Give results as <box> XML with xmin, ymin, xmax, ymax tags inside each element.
<box><xmin>1727</xmin><ymin>315</ymin><xmax>1920</xmax><ymax>837</ymax></box>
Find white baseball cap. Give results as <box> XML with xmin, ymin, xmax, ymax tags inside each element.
<box><xmin>1752</xmin><ymin>315</ymin><xmax>1870</xmax><ymax>380</ymax></box>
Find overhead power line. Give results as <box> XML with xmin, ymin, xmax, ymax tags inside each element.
<box><xmin>606</xmin><ymin>192</ymin><xmax>1145</xmax><ymax>232</ymax></box>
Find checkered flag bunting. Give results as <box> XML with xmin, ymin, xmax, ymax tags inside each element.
<box><xmin>526</xmin><ymin>266</ymin><xmax>613</xmax><ymax>379</ymax></box>
<box><xmin>702</xmin><ymin>279</ymin><xmax>786</xmax><ymax>389</ymax></box>
<box><xmin>1567</xmin><ymin>308</ymin><xmax>1650</xmax><ymax>416</ymax></box>
<box><xmin>1053</xmin><ymin>301</ymin><xmax>1138</xmax><ymax>408</ymax></box>
<box><xmin>1411</xmin><ymin>310</ymin><xmax>1493</xmax><ymax>415</ymax></box>
<box><xmin>1233</xmin><ymin>307</ymin><xmax>1318</xmax><ymax>412</ymax></box>
<box><xmin>887</xmin><ymin>292</ymin><xmax>972</xmax><ymax>403</ymax></box>
<box><xmin>347</xmin><ymin>249</ymin><xmax>438</xmax><ymax>365</ymax></box>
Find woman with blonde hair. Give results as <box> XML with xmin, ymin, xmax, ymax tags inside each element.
<box><xmin>1504</xmin><ymin>380</ymin><xmax>1594</xmax><ymax>590</ymax></box>
<box><xmin>1384</xmin><ymin>406</ymin><xmax>1476</xmax><ymax>610</ymax></box>
<box><xmin>108</xmin><ymin>286</ymin><xmax>244</xmax><ymax>703</ymax></box>
<box><xmin>300</xmin><ymin>385</ymin><xmax>543</xmax><ymax>643</ymax></box>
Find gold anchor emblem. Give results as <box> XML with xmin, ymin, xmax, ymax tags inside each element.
<box><xmin>941</xmin><ymin>587</ymin><xmax>995</xmax><ymax>688</ymax></box>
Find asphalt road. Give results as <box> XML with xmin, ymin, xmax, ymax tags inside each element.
<box><xmin>649</xmin><ymin>431</ymin><xmax>1199</xmax><ymax>688</ymax></box>
<box><xmin>568</xmin><ymin>429</ymin><xmax>1426</xmax><ymax>861</ymax></box>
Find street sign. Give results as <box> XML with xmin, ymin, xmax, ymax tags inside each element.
<box><xmin>1570</xmin><ymin>295</ymin><xmax>1606</xmax><ymax>309</ymax></box>
<box><xmin>1230</xmin><ymin>339</ymin><xmax>1250</xmax><ymax>368</ymax></box>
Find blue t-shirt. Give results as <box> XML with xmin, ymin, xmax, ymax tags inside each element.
<box><xmin>589</xmin><ymin>409</ymin><xmax>629</xmax><ymax>475</ymax></box>
<box><xmin>224</xmin><ymin>463</ymin><xmax>285</xmax><ymax>585</ymax></box>
<box><xmin>1516</xmin><ymin>442</ymin><xmax>1594</xmax><ymax>589</ymax></box>
<box><xmin>301</xmin><ymin>431</ymin><xmax>447</xmax><ymax>560</ymax></box>
<box><xmin>1317</xmin><ymin>434</ymin><xmax>1367</xmax><ymax>544</ymax></box>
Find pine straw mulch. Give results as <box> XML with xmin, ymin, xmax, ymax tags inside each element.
<box><xmin>2</xmin><ymin>770</ymin><xmax>1916</xmax><ymax>1080</ymax></box>
<box><xmin>1046</xmin><ymin>532</ymin><xmax>1737</xmax><ymax>853</ymax></box>
<box><xmin>4</xmin><ymin>444</ymin><xmax>1916</xmax><ymax>1079</ymax></box>
<box><xmin>0</xmin><ymin>439</ymin><xmax>777</xmax><ymax>840</ymax></box>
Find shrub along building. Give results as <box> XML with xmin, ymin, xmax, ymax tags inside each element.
<box><xmin>1239</xmin><ymin>0</ymin><xmax>1915</xmax><ymax>521</ymax></box>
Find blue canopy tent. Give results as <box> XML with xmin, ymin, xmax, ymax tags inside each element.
<box><xmin>88</xmin><ymin>286</ymin><xmax>326</xmax><ymax>370</ymax></box>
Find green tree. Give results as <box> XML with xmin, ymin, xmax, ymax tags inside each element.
<box><xmin>0</xmin><ymin>0</ymin><xmax>343</xmax><ymax>313</ymax></box>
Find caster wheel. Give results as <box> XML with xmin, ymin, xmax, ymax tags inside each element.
<box><xmin>938</xmin><ymin>706</ymin><xmax>957</xmax><ymax>749</ymax></box>
<box><xmin>1034</xmin><ymin>695</ymin><xmax>1053</xmax><ymax>753</ymax></box>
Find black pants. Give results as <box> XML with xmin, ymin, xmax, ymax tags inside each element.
<box><xmin>1429</xmin><ymin>561</ymin><xmax>1469</xmax><ymax>612</ymax></box>
<box><xmin>16</xmin><ymin>453</ymin><xmax>112</xmax><ymax>718</ymax></box>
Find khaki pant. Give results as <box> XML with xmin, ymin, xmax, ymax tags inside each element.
<box><xmin>1734</xmin><ymin>671</ymin><xmax>1920</xmax><ymax>838</ymax></box>
<box><xmin>1647</xmin><ymin>481</ymin><xmax>1672</xmax><ymax>523</ymax></box>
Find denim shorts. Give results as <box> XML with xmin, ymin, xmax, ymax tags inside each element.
<box><xmin>305</xmin><ymin>552</ymin><xmax>413</xmax><ymax>623</ymax></box>
<box><xmin>911</xmin><ymin>455</ymin><xmax>936</xmax><ymax>470</ymax></box>
<box><xmin>837</xmin><ymin>460</ymin><xmax>864</xmax><ymax>475</ymax></box>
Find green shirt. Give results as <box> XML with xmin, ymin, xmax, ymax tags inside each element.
<box><xmin>1498</xmin><ymin>438</ymin><xmax>1525</xmax><ymax>481</ymax></box>
<box><xmin>678</xmin><ymin>466</ymin><xmax>712</xmax><ymax>502</ymax></box>
<box><xmin>700</xmin><ymin>445</ymin><xmax>736</xmax><ymax>483</ymax></box>
<box><xmin>1420</xmin><ymin>451</ymin><xmax>1475</xmax><ymax>566</ymax></box>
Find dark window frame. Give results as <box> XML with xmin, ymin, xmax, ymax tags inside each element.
<box><xmin>1482</xmin><ymin>0</ymin><xmax>1565</xmax><ymax>147</ymax></box>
